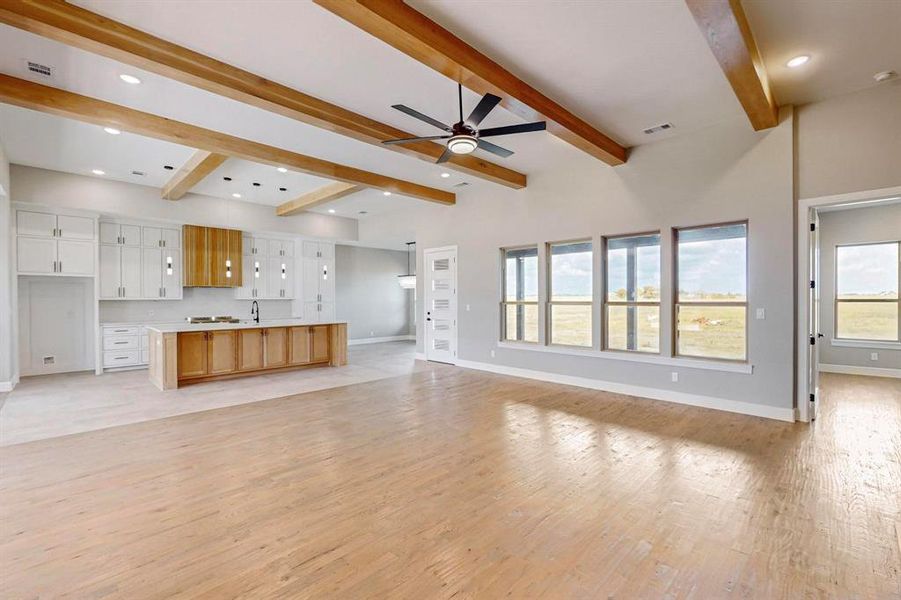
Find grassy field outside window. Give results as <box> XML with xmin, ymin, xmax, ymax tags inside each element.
<box><xmin>502</xmin><ymin>246</ymin><xmax>539</xmax><ymax>343</ymax></box>
<box><xmin>604</xmin><ymin>233</ymin><xmax>661</xmax><ymax>353</ymax></box>
<box><xmin>835</xmin><ymin>242</ymin><xmax>900</xmax><ymax>342</ymax></box>
<box><xmin>548</xmin><ymin>241</ymin><xmax>593</xmax><ymax>347</ymax></box>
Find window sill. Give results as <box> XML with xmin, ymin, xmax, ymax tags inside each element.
<box><xmin>830</xmin><ymin>338</ymin><xmax>901</xmax><ymax>350</ymax></box>
<box><xmin>496</xmin><ymin>342</ymin><xmax>753</xmax><ymax>374</ymax></box>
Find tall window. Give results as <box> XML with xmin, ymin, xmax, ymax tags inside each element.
<box><xmin>675</xmin><ymin>222</ymin><xmax>747</xmax><ymax>361</ymax></box>
<box><xmin>548</xmin><ymin>241</ymin><xmax>592</xmax><ymax>347</ymax></box>
<box><xmin>604</xmin><ymin>233</ymin><xmax>661</xmax><ymax>352</ymax></box>
<box><xmin>502</xmin><ymin>246</ymin><xmax>538</xmax><ymax>342</ymax></box>
<box><xmin>835</xmin><ymin>242</ymin><xmax>900</xmax><ymax>341</ymax></box>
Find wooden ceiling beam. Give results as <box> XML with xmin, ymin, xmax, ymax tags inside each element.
<box><xmin>685</xmin><ymin>0</ymin><xmax>778</xmax><ymax>130</ymax></box>
<box><xmin>277</xmin><ymin>182</ymin><xmax>361</xmax><ymax>216</ymax></box>
<box><xmin>161</xmin><ymin>150</ymin><xmax>227</xmax><ymax>200</ymax></box>
<box><xmin>314</xmin><ymin>0</ymin><xmax>627</xmax><ymax>166</ymax></box>
<box><xmin>0</xmin><ymin>0</ymin><xmax>526</xmax><ymax>189</ymax></box>
<box><xmin>0</xmin><ymin>74</ymin><xmax>454</xmax><ymax>205</ymax></box>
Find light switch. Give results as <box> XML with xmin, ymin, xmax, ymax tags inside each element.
<box><xmin>490</xmin><ymin>349</ymin><xmax>496</xmax><ymax>358</ymax></box>
<box><xmin>756</xmin><ymin>308</ymin><xmax>766</xmax><ymax>320</ymax></box>
<box><xmin>671</xmin><ymin>372</ymin><xmax>679</xmax><ymax>382</ymax></box>
<box><xmin>466</xmin><ymin>304</ymin><xmax>471</xmax><ymax>311</ymax></box>
<box><xmin>871</xmin><ymin>352</ymin><xmax>879</xmax><ymax>361</ymax></box>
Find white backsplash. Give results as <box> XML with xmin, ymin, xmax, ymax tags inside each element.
<box><xmin>100</xmin><ymin>287</ymin><xmax>294</xmax><ymax>324</ymax></box>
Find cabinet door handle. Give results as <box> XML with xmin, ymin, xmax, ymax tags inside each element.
<box><xmin>59</xmin><ymin>261</ymin><xmax>62</xmax><ymax>272</ymax></box>
<box><xmin>114</xmin><ymin>341</ymin><xmax>128</xmax><ymax>345</ymax></box>
<box><xmin>59</xmin><ymin>229</ymin><xmax>63</xmax><ymax>237</ymax></box>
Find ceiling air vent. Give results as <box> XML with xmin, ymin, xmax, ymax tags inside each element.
<box><xmin>642</xmin><ymin>122</ymin><xmax>673</xmax><ymax>135</ymax></box>
<box><xmin>25</xmin><ymin>60</ymin><xmax>53</xmax><ymax>78</ymax></box>
<box><xmin>131</xmin><ymin>170</ymin><xmax>146</xmax><ymax>176</ymax></box>
<box><xmin>453</xmin><ymin>181</ymin><xmax>470</xmax><ymax>188</ymax></box>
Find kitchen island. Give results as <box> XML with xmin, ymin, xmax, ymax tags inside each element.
<box><xmin>147</xmin><ymin>320</ymin><xmax>347</xmax><ymax>390</ymax></box>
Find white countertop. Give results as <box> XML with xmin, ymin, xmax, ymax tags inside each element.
<box><xmin>144</xmin><ymin>319</ymin><xmax>346</xmax><ymax>333</ymax></box>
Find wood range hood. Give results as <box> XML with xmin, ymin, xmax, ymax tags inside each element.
<box><xmin>183</xmin><ymin>225</ymin><xmax>243</xmax><ymax>287</ymax></box>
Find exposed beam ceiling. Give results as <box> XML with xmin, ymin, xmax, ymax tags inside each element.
<box><xmin>161</xmin><ymin>150</ymin><xmax>227</xmax><ymax>200</ymax></box>
<box><xmin>0</xmin><ymin>74</ymin><xmax>455</xmax><ymax>205</ymax></box>
<box><xmin>0</xmin><ymin>0</ymin><xmax>526</xmax><ymax>189</ymax></box>
<box><xmin>314</xmin><ymin>0</ymin><xmax>627</xmax><ymax>166</ymax></box>
<box><xmin>685</xmin><ymin>0</ymin><xmax>778</xmax><ymax>130</ymax></box>
<box><xmin>276</xmin><ymin>182</ymin><xmax>361</xmax><ymax>216</ymax></box>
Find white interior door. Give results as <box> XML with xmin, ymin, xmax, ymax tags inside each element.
<box><xmin>808</xmin><ymin>210</ymin><xmax>821</xmax><ymax>421</ymax></box>
<box><xmin>424</xmin><ymin>247</ymin><xmax>457</xmax><ymax>364</ymax></box>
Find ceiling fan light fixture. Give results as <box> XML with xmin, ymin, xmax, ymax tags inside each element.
<box><xmin>448</xmin><ymin>134</ymin><xmax>478</xmax><ymax>155</ymax></box>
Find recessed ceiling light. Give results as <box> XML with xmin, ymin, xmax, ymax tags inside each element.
<box><xmin>232</xmin><ymin>193</ymin><xmax>241</xmax><ymax>198</ymax></box>
<box><xmin>328</xmin><ymin>209</ymin><xmax>336</xmax><ymax>214</ymax></box>
<box><xmin>383</xmin><ymin>191</ymin><xmax>392</xmax><ymax>196</ymax></box>
<box><xmin>440</xmin><ymin>172</ymin><xmax>450</xmax><ymax>178</ymax></box>
<box><xmin>786</xmin><ymin>55</ymin><xmax>810</xmax><ymax>68</ymax></box>
<box><xmin>92</xmin><ymin>169</ymin><xmax>105</xmax><ymax>175</ymax></box>
<box><xmin>103</xmin><ymin>127</ymin><xmax>121</xmax><ymax>135</ymax></box>
<box><xmin>119</xmin><ymin>73</ymin><xmax>141</xmax><ymax>84</ymax></box>
<box><xmin>277</xmin><ymin>167</ymin><xmax>287</xmax><ymax>173</ymax></box>
<box><xmin>874</xmin><ymin>70</ymin><xmax>897</xmax><ymax>82</ymax></box>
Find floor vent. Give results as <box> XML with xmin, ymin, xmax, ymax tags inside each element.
<box><xmin>26</xmin><ymin>60</ymin><xmax>53</xmax><ymax>78</ymax></box>
<box><xmin>42</xmin><ymin>355</ymin><xmax>55</xmax><ymax>365</ymax></box>
<box><xmin>643</xmin><ymin>122</ymin><xmax>673</xmax><ymax>135</ymax></box>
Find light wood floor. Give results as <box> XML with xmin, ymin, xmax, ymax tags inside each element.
<box><xmin>0</xmin><ymin>341</ymin><xmax>431</xmax><ymax>446</ymax></box>
<box><xmin>1</xmin><ymin>370</ymin><xmax>899</xmax><ymax>598</ymax></box>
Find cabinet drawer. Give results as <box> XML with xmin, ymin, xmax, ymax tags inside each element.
<box><xmin>103</xmin><ymin>326</ymin><xmax>141</xmax><ymax>336</ymax></box>
<box><xmin>103</xmin><ymin>335</ymin><xmax>139</xmax><ymax>350</ymax></box>
<box><xmin>103</xmin><ymin>350</ymin><xmax>141</xmax><ymax>367</ymax></box>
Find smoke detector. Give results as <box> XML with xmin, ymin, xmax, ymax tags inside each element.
<box><xmin>874</xmin><ymin>71</ymin><xmax>897</xmax><ymax>83</ymax></box>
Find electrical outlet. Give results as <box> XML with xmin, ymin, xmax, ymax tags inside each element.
<box><xmin>870</xmin><ymin>352</ymin><xmax>879</xmax><ymax>361</ymax></box>
<box><xmin>147</xmin><ymin>310</ymin><xmax>155</xmax><ymax>318</ymax></box>
<box><xmin>466</xmin><ymin>304</ymin><xmax>471</xmax><ymax>312</ymax></box>
<box><xmin>490</xmin><ymin>349</ymin><xmax>496</xmax><ymax>358</ymax></box>
<box><xmin>671</xmin><ymin>372</ymin><xmax>678</xmax><ymax>382</ymax></box>
<box><xmin>756</xmin><ymin>308</ymin><xmax>766</xmax><ymax>320</ymax></box>
<box><xmin>370</xmin><ymin>330</ymin><xmax>374</xmax><ymax>337</ymax></box>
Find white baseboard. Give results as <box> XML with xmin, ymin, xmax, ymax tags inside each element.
<box><xmin>414</xmin><ymin>352</ymin><xmax>427</xmax><ymax>361</ymax></box>
<box><xmin>819</xmin><ymin>363</ymin><xmax>901</xmax><ymax>379</ymax></box>
<box><xmin>0</xmin><ymin>381</ymin><xmax>14</xmax><ymax>392</ymax></box>
<box><xmin>348</xmin><ymin>335</ymin><xmax>415</xmax><ymax>346</ymax></box>
<box><xmin>455</xmin><ymin>359</ymin><xmax>795</xmax><ymax>422</ymax></box>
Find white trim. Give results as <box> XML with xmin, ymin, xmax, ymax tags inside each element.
<box><xmin>830</xmin><ymin>338</ymin><xmax>901</xmax><ymax>350</ymax></box>
<box><xmin>456</xmin><ymin>359</ymin><xmax>794</xmax><ymax>422</ymax></box>
<box><xmin>497</xmin><ymin>341</ymin><xmax>753</xmax><ymax>374</ymax></box>
<box><xmin>0</xmin><ymin>381</ymin><xmax>13</xmax><ymax>392</ymax></box>
<box><xmin>819</xmin><ymin>363</ymin><xmax>901</xmax><ymax>379</ymax></box>
<box><xmin>414</xmin><ymin>352</ymin><xmax>427</xmax><ymax>361</ymax></box>
<box><xmin>796</xmin><ymin>185</ymin><xmax>901</xmax><ymax>423</ymax></box>
<box><xmin>348</xmin><ymin>335</ymin><xmax>415</xmax><ymax>346</ymax></box>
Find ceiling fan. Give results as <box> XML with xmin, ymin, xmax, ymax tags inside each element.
<box><xmin>383</xmin><ymin>83</ymin><xmax>546</xmax><ymax>163</ymax></box>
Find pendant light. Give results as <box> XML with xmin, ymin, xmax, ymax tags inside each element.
<box><xmin>398</xmin><ymin>241</ymin><xmax>416</xmax><ymax>289</ymax></box>
<box><xmin>224</xmin><ymin>197</ymin><xmax>232</xmax><ymax>279</ymax></box>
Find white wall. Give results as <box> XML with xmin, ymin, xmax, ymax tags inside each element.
<box><xmin>796</xmin><ymin>83</ymin><xmax>901</xmax><ymax>200</ymax></box>
<box><xmin>818</xmin><ymin>202</ymin><xmax>901</xmax><ymax>371</ymax></box>
<box><xmin>0</xmin><ymin>138</ymin><xmax>12</xmax><ymax>388</ymax></box>
<box><xmin>10</xmin><ymin>165</ymin><xmax>359</xmax><ymax>241</ymax></box>
<box><xmin>335</xmin><ymin>245</ymin><xmax>412</xmax><ymax>341</ymax></box>
<box><xmin>362</xmin><ymin>108</ymin><xmax>796</xmax><ymax>416</ymax></box>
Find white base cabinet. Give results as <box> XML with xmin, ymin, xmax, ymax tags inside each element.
<box><xmin>102</xmin><ymin>325</ymin><xmax>149</xmax><ymax>369</ymax></box>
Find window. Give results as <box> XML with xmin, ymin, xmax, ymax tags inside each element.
<box><xmin>835</xmin><ymin>242</ymin><xmax>899</xmax><ymax>341</ymax></box>
<box><xmin>675</xmin><ymin>223</ymin><xmax>747</xmax><ymax>361</ymax></box>
<box><xmin>502</xmin><ymin>246</ymin><xmax>539</xmax><ymax>342</ymax></box>
<box><xmin>548</xmin><ymin>241</ymin><xmax>592</xmax><ymax>347</ymax></box>
<box><xmin>604</xmin><ymin>233</ymin><xmax>660</xmax><ymax>352</ymax></box>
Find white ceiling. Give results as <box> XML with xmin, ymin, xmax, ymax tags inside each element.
<box><xmin>744</xmin><ymin>0</ymin><xmax>901</xmax><ymax>106</ymax></box>
<box><xmin>0</xmin><ymin>0</ymin><xmax>896</xmax><ymax>228</ymax></box>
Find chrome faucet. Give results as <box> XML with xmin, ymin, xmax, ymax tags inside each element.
<box><xmin>251</xmin><ymin>300</ymin><xmax>260</xmax><ymax>324</ymax></box>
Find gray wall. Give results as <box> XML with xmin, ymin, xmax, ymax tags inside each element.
<box><xmin>0</xmin><ymin>137</ymin><xmax>12</xmax><ymax>387</ymax></box>
<box><xmin>818</xmin><ymin>202</ymin><xmax>901</xmax><ymax>370</ymax></box>
<box><xmin>336</xmin><ymin>245</ymin><xmax>412</xmax><ymax>341</ymax></box>
<box><xmin>796</xmin><ymin>83</ymin><xmax>901</xmax><ymax>200</ymax></box>
<box><xmin>361</xmin><ymin>107</ymin><xmax>796</xmax><ymax>412</ymax></box>
<box><xmin>99</xmin><ymin>288</ymin><xmax>294</xmax><ymax>324</ymax></box>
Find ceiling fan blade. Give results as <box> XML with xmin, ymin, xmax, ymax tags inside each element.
<box><xmin>382</xmin><ymin>135</ymin><xmax>450</xmax><ymax>145</ymax></box>
<box><xmin>436</xmin><ymin>147</ymin><xmax>454</xmax><ymax>163</ymax></box>
<box><xmin>391</xmin><ymin>104</ymin><xmax>451</xmax><ymax>132</ymax></box>
<box><xmin>466</xmin><ymin>93</ymin><xmax>502</xmax><ymax>127</ymax></box>
<box><xmin>478</xmin><ymin>121</ymin><xmax>547</xmax><ymax>138</ymax></box>
<box><xmin>477</xmin><ymin>139</ymin><xmax>514</xmax><ymax>158</ymax></box>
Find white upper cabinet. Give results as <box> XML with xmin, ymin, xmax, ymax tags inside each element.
<box><xmin>296</xmin><ymin>241</ymin><xmax>335</xmax><ymax>321</ymax></box>
<box><xmin>100</xmin><ymin>222</ymin><xmax>140</xmax><ymax>246</ymax></box>
<box><xmin>235</xmin><ymin>236</ymin><xmax>295</xmax><ymax>299</ymax></box>
<box><xmin>16</xmin><ymin>210</ymin><xmax>96</xmax><ymax>276</ymax></box>
<box><xmin>99</xmin><ymin>220</ymin><xmax>183</xmax><ymax>299</ymax></box>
